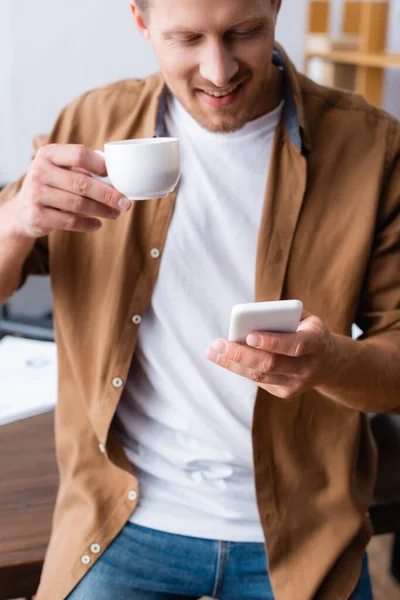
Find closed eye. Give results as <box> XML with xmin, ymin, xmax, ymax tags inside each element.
<box><xmin>229</xmin><ymin>26</ymin><xmax>263</xmax><ymax>39</ymax></box>
<box><xmin>172</xmin><ymin>34</ymin><xmax>202</xmax><ymax>45</ymax></box>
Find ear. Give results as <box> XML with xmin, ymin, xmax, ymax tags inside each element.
<box><xmin>273</xmin><ymin>0</ymin><xmax>282</xmax><ymax>25</ymax></box>
<box><xmin>130</xmin><ymin>2</ymin><xmax>151</xmax><ymax>44</ymax></box>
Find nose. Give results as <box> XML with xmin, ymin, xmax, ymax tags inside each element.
<box><xmin>199</xmin><ymin>39</ymin><xmax>239</xmax><ymax>88</ymax></box>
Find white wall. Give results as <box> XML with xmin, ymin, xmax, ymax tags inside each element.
<box><xmin>0</xmin><ymin>0</ymin><xmax>159</xmax><ymax>184</ymax></box>
<box><xmin>385</xmin><ymin>0</ymin><xmax>400</xmax><ymax>118</ymax></box>
<box><xmin>275</xmin><ymin>0</ymin><xmax>308</xmax><ymax>70</ymax></box>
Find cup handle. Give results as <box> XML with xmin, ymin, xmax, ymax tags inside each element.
<box><xmin>90</xmin><ymin>150</ymin><xmax>111</xmax><ymax>185</ymax></box>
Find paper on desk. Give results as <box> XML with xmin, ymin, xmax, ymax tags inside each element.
<box><xmin>0</xmin><ymin>335</ymin><xmax>57</xmax><ymax>426</ymax></box>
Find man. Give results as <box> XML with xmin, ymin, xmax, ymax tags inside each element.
<box><xmin>0</xmin><ymin>0</ymin><xmax>399</xmax><ymax>598</ymax></box>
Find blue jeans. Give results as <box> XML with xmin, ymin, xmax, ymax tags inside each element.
<box><xmin>66</xmin><ymin>522</ymin><xmax>373</xmax><ymax>599</ymax></box>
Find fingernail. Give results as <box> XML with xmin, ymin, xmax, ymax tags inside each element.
<box><xmin>206</xmin><ymin>348</ymin><xmax>219</xmax><ymax>362</ymax></box>
<box><xmin>212</xmin><ymin>340</ymin><xmax>227</xmax><ymax>354</ymax></box>
<box><xmin>247</xmin><ymin>334</ymin><xmax>262</xmax><ymax>348</ymax></box>
<box><xmin>118</xmin><ymin>197</ymin><xmax>131</xmax><ymax>211</ymax></box>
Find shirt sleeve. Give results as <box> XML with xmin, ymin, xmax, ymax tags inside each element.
<box><xmin>0</xmin><ymin>176</ymin><xmax>49</xmax><ymax>288</ymax></box>
<box><xmin>0</xmin><ymin>96</ymin><xmax>86</xmax><ymax>289</ymax></box>
<box><xmin>355</xmin><ymin>119</ymin><xmax>400</xmax><ymax>344</ymax></box>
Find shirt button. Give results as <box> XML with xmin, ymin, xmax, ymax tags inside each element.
<box><xmin>112</xmin><ymin>377</ymin><xmax>124</xmax><ymax>389</ymax></box>
<box><xmin>99</xmin><ymin>443</ymin><xmax>106</xmax><ymax>453</ymax></box>
<box><xmin>90</xmin><ymin>543</ymin><xmax>102</xmax><ymax>554</ymax></box>
<box><xmin>150</xmin><ymin>248</ymin><xmax>161</xmax><ymax>259</ymax></box>
<box><xmin>128</xmin><ymin>490</ymin><xmax>138</xmax><ymax>501</ymax></box>
<box><xmin>132</xmin><ymin>315</ymin><xmax>142</xmax><ymax>325</ymax></box>
<box><xmin>81</xmin><ymin>555</ymin><xmax>91</xmax><ymax>565</ymax></box>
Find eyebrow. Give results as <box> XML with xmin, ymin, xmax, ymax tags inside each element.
<box><xmin>230</xmin><ymin>15</ymin><xmax>267</xmax><ymax>28</ymax></box>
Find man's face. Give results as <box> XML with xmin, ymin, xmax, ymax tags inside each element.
<box><xmin>133</xmin><ymin>0</ymin><xmax>281</xmax><ymax>133</ymax></box>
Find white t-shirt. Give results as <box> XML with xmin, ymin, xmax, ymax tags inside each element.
<box><xmin>114</xmin><ymin>96</ymin><xmax>283</xmax><ymax>542</ymax></box>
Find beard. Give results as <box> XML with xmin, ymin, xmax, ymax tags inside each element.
<box><xmin>169</xmin><ymin>69</ymin><xmax>273</xmax><ymax>134</ymax></box>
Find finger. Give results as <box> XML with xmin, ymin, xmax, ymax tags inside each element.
<box><xmin>35</xmin><ymin>206</ymin><xmax>102</xmax><ymax>234</ymax></box>
<box><xmin>37</xmin><ymin>144</ymin><xmax>107</xmax><ymax>177</ymax></box>
<box><xmin>40</xmin><ymin>187</ymin><xmax>121</xmax><ymax>221</ymax></box>
<box><xmin>205</xmin><ymin>346</ymin><xmax>290</xmax><ymax>386</ymax></box>
<box><xmin>207</xmin><ymin>339</ymin><xmax>305</xmax><ymax>376</ymax></box>
<box><xmin>42</xmin><ymin>164</ymin><xmax>131</xmax><ymax>212</ymax></box>
<box><xmin>246</xmin><ymin>328</ymin><xmax>319</xmax><ymax>357</ymax></box>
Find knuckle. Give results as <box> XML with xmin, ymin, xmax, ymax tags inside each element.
<box><xmin>250</xmin><ymin>369</ymin><xmax>264</xmax><ymax>383</ymax></box>
<box><xmin>73</xmin><ymin>144</ymin><xmax>87</xmax><ymax>166</ymax></box>
<box><xmin>268</xmin><ymin>337</ymin><xmax>280</xmax><ymax>353</ymax></box>
<box><xmin>103</xmin><ymin>189</ymin><xmax>118</xmax><ymax>208</ymax></box>
<box><xmin>232</xmin><ymin>347</ymin><xmax>244</xmax><ymax>363</ymax></box>
<box><xmin>36</xmin><ymin>144</ymin><xmax>51</xmax><ymax>160</ymax></box>
<box><xmin>260</xmin><ymin>355</ymin><xmax>275</xmax><ymax>373</ymax></box>
<box><xmin>29</xmin><ymin>179</ymin><xmax>42</xmax><ymax>198</ymax></box>
<box><xmin>30</xmin><ymin>162</ymin><xmax>44</xmax><ymax>185</ymax></box>
<box><xmin>64</xmin><ymin>215</ymin><xmax>78</xmax><ymax>231</ymax></box>
<box><xmin>218</xmin><ymin>355</ymin><xmax>229</xmax><ymax>369</ymax></box>
<box><xmin>73</xmin><ymin>175</ymin><xmax>89</xmax><ymax>195</ymax></box>
<box><xmin>35</xmin><ymin>146</ymin><xmax>46</xmax><ymax>160</ymax></box>
<box><xmin>30</xmin><ymin>181</ymin><xmax>46</xmax><ymax>203</ymax></box>
<box><xmin>70</xmin><ymin>194</ymin><xmax>87</xmax><ymax>213</ymax></box>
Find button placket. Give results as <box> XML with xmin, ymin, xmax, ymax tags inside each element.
<box><xmin>90</xmin><ymin>543</ymin><xmax>102</xmax><ymax>554</ymax></box>
<box><xmin>112</xmin><ymin>377</ymin><xmax>124</xmax><ymax>389</ymax></box>
<box><xmin>150</xmin><ymin>248</ymin><xmax>161</xmax><ymax>259</ymax></box>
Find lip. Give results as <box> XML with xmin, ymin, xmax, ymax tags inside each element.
<box><xmin>197</xmin><ymin>82</ymin><xmax>244</xmax><ymax>108</ymax></box>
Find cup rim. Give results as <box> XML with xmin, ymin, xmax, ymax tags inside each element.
<box><xmin>105</xmin><ymin>137</ymin><xmax>179</xmax><ymax>147</ymax></box>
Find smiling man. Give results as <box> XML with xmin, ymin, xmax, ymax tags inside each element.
<box><xmin>0</xmin><ymin>0</ymin><xmax>400</xmax><ymax>599</ymax></box>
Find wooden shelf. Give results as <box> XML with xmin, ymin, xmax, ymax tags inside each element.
<box><xmin>305</xmin><ymin>50</ymin><xmax>400</xmax><ymax>70</ymax></box>
<box><xmin>305</xmin><ymin>1</ymin><xmax>392</xmax><ymax>106</ymax></box>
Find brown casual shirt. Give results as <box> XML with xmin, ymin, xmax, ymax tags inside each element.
<box><xmin>1</xmin><ymin>45</ymin><xmax>400</xmax><ymax>600</ymax></box>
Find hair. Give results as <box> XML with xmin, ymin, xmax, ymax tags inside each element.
<box><xmin>135</xmin><ymin>0</ymin><xmax>278</xmax><ymax>15</ymax></box>
<box><xmin>135</xmin><ymin>0</ymin><xmax>148</xmax><ymax>10</ymax></box>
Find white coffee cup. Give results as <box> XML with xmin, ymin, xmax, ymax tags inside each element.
<box><xmin>91</xmin><ymin>137</ymin><xmax>180</xmax><ymax>200</ymax></box>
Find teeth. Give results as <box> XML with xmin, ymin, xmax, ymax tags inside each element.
<box><xmin>205</xmin><ymin>85</ymin><xmax>238</xmax><ymax>98</ymax></box>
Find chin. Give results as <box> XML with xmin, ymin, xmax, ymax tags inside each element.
<box><xmin>194</xmin><ymin>109</ymin><xmax>251</xmax><ymax>134</ymax></box>
<box><xmin>205</xmin><ymin>121</ymin><xmax>246</xmax><ymax>134</ymax></box>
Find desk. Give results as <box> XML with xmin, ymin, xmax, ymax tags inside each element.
<box><xmin>0</xmin><ymin>412</ymin><xmax>58</xmax><ymax>600</ymax></box>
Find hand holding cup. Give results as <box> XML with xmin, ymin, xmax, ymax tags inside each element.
<box><xmin>12</xmin><ymin>143</ymin><xmax>132</xmax><ymax>239</ymax></box>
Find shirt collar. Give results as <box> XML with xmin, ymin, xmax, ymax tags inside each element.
<box><xmin>156</xmin><ymin>43</ymin><xmax>310</xmax><ymax>154</ymax></box>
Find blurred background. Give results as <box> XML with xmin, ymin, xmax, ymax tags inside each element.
<box><xmin>0</xmin><ymin>2</ymin><xmax>400</xmax><ymax>599</ymax></box>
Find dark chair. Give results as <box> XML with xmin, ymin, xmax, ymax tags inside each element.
<box><xmin>0</xmin><ymin>303</ymin><xmax>54</xmax><ymax>342</ymax></box>
<box><xmin>369</xmin><ymin>413</ymin><xmax>400</xmax><ymax>583</ymax></box>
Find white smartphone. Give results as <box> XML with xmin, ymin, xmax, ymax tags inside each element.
<box><xmin>228</xmin><ymin>300</ymin><xmax>303</xmax><ymax>343</ymax></box>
